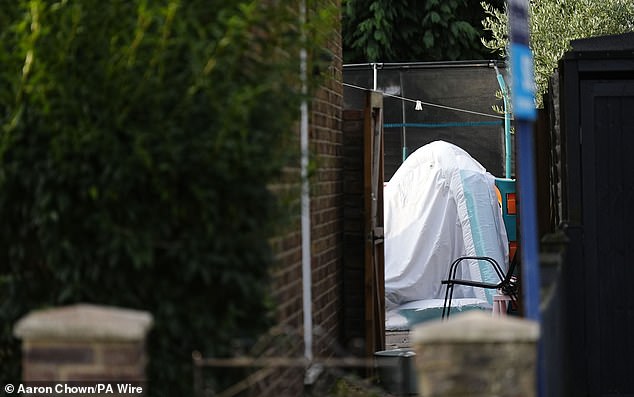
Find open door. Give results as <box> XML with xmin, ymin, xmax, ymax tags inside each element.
<box><xmin>364</xmin><ymin>91</ymin><xmax>385</xmax><ymax>356</ymax></box>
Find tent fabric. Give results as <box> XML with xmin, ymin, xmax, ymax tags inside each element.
<box><xmin>386</xmin><ymin>298</ymin><xmax>490</xmax><ymax>330</ymax></box>
<box><xmin>384</xmin><ymin>141</ymin><xmax>509</xmax><ymax>311</ymax></box>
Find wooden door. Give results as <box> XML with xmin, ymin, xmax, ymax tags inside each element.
<box><xmin>363</xmin><ymin>91</ymin><xmax>385</xmax><ymax>356</ymax></box>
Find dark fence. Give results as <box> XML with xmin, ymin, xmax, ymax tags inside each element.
<box><xmin>540</xmin><ymin>32</ymin><xmax>634</xmax><ymax>396</ymax></box>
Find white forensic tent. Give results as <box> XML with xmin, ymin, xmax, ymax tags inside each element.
<box><xmin>384</xmin><ymin>141</ymin><xmax>509</xmax><ymax>327</ymax></box>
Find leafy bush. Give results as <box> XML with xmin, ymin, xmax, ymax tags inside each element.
<box><xmin>481</xmin><ymin>0</ymin><xmax>634</xmax><ymax>106</ymax></box>
<box><xmin>342</xmin><ymin>0</ymin><xmax>505</xmax><ymax>63</ymax></box>
<box><xmin>0</xmin><ymin>1</ymin><xmax>334</xmax><ymax>395</ymax></box>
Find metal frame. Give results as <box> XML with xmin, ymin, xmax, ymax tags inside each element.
<box><xmin>441</xmin><ymin>255</ymin><xmax>519</xmax><ymax>319</ymax></box>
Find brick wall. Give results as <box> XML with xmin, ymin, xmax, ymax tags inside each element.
<box><xmin>271</xmin><ymin>0</ymin><xmax>343</xmax><ymax>341</ymax></box>
<box><xmin>21</xmin><ymin>341</ymin><xmax>145</xmax><ymax>382</ymax></box>
<box><xmin>264</xmin><ymin>0</ymin><xmax>344</xmax><ymax>395</ymax></box>
<box><xmin>309</xmin><ymin>33</ymin><xmax>344</xmax><ymax>358</ymax></box>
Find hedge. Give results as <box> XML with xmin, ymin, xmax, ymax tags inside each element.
<box><xmin>0</xmin><ymin>1</ymin><xmax>334</xmax><ymax>395</ymax></box>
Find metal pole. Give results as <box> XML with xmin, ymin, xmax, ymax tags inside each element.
<box><xmin>493</xmin><ymin>64</ymin><xmax>512</xmax><ymax>179</ymax></box>
<box><xmin>372</xmin><ymin>63</ymin><xmax>378</xmax><ymax>91</ymax></box>
<box><xmin>399</xmin><ymin>71</ymin><xmax>407</xmax><ymax>162</ymax></box>
<box><xmin>507</xmin><ymin>0</ymin><xmax>540</xmax><ymax>319</ymax></box>
<box><xmin>507</xmin><ymin>0</ymin><xmax>542</xmax><ymax>394</ymax></box>
<box><xmin>516</xmin><ymin>121</ymin><xmax>540</xmax><ymax>321</ymax></box>
<box><xmin>299</xmin><ymin>0</ymin><xmax>313</xmax><ymax>363</ymax></box>
<box><xmin>516</xmin><ymin>119</ymin><xmax>543</xmax><ymax>397</ymax></box>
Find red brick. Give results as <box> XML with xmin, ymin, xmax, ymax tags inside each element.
<box><xmin>25</xmin><ymin>345</ymin><xmax>95</xmax><ymax>364</ymax></box>
<box><xmin>102</xmin><ymin>344</ymin><xmax>144</xmax><ymax>366</ymax></box>
<box><xmin>267</xmin><ymin>0</ymin><xmax>343</xmax><ymax>393</ymax></box>
<box><xmin>22</xmin><ymin>365</ymin><xmax>58</xmax><ymax>381</ymax></box>
<box><xmin>65</xmin><ymin>368</ymin><xmax>145</xmax><ymax>382</ymax></box>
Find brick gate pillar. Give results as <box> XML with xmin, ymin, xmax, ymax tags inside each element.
<box><xmin>413</xmin><ymin>311</ymin><xmax>539</xmax><ymax>397</ymax></box>
<box><xmin>14</xmin><ymin>304</ymin><xmax>153</xmax><ymax>386</ymax></box>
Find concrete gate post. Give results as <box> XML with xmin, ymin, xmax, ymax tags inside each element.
<box><xmin>13</xmin><ymin>304</ymin><xmax>153</xmax><ymax>390</ymax></box>
<box><xmin>412</xmin><ymin>311</ymin><xmax>539</xmax><ymax>397</ymax></box>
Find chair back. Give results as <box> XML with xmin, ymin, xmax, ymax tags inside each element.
<box><xmin>500</xmin><ymin>249</ymin><xmax>520</xmax><ymax>295</ymax></box>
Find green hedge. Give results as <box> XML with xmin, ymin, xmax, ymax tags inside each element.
<box><xmin>0</xmin><ymin>1</ymin><xmax>334</xmax><ymax>395</ymax></box>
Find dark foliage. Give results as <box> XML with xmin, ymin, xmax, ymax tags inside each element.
<box><xmin>0</xmin><ymin>1</ymin><xmax>333</xmax><ymax>395</ymax></box>
<box><xmin>342</xmin><ymin>0</ymin><xmax>505</xmax><ymax>63</ymax></box>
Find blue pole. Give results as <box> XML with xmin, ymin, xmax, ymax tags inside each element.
<box><xmin>516</xmin><ymin>121</ymin><xmax>541</xmax><ymax>321</ymax></box>
<box><xmin>507</xmin><ymin>0</ymin><xmax>541</xmax><ymax>322</ymax></box>
<box><xmin>493</xmin><ymin>65</ymin><xmax>512</xmax><ymax>179</ymax></box>
<box><xmin>507</xmin><ymin>0</ymin><xmax>541</xmax><ymax>393</ymax></box>
<box><xmin>503</xmin><ymin>92</ymin><xmax>512</xmax><ymax>179</ymax></box>
<box><xmin>516</xmin><ymin>116</ymin><xmax>543</xmax><ymax>397</ymax></box>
